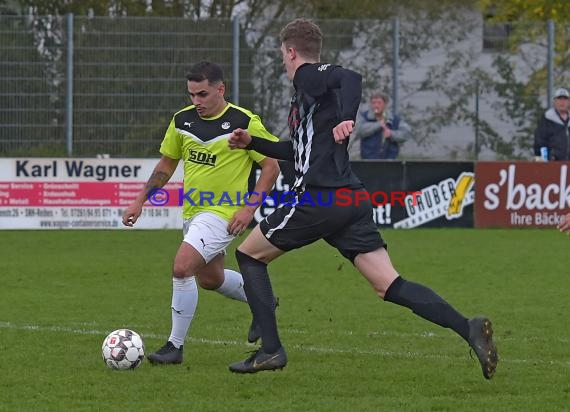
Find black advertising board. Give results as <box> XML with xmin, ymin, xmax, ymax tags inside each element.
<box><xmin>349</xmin><ymin>161</ymin><xmax>405</xmax><ymax>226</ymax></box>
<box><xmin>252</xmin><ymin>161</ymin><xmax>474</xmax><ymax>228</ymax></box>
<box><xmin>397</xmin><ymin>161</ymin><xmax>474</xmax><ymax>228</ymax></box>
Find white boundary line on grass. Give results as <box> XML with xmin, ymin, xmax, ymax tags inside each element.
<box><xmin>1</xmin><ymin>321</ymin><xmax>568</xmax><ymax>368</ymax></box>
<box><xmin>200</xmin><ymin>324</ymin><xmax>570</xmax><ymax>344</ymax></box>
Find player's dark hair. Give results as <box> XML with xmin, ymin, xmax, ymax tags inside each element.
<box><xmin>279</xmin><ymin>18</ymin><xmax>322</xmax><ymax>61</ymax></box>
<box><xmin>186</xmin><ymin>61</ymin><xmax>224</xmax><ymax>84</ymax></box>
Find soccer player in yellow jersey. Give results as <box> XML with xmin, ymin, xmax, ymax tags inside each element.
<box><xmin>122</xmin><ymin>61</ymin><xmax>280</xmax><ymax>364</ymax></box>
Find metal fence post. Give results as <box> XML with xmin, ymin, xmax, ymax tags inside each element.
<box><xmin>232</xmin><ymin>17</ymin><xmax>240</xmax><ymax>105</ymax></box>
<box><xmin>66</xmin><ymin>13</ymin><xmax>74</xmax><ymax>156</ymax></box>
<box><xmin>474</xmin><ymin>79</ymin><xmax>480</xmax><ymax>160</ymax></box>
<box><xmin>547</xmin><ymin>19</ymin><xmax>554</xmax><ymax>105</ymax></box>
<box><xmin>392</xmin><ymin>17</ymin><xmax>400</xmax><ymax>117</ymax></box>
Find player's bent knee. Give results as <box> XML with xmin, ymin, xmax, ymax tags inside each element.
<box><xmin>195</xmin><ymin>276</ymin><xmax>218</xmax><ymax>290</ymax></box>
<box><xmin>172</xmin><ymin>263</ymin><xmax>190</xmax><ymax>278</ymax></box>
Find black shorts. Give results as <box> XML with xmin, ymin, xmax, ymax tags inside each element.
<box><xmin>259</xmin><ymin>186</ymin><xmax>385</xmax><ymax>262</ymax></box>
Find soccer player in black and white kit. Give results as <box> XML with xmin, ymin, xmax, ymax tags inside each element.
<box><xmin>227</xmin><ymin>18</ymin><xmax>498</xmax><ymax>379</ymax></box>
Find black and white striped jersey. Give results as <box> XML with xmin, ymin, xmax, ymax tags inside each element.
<box><xmin>288</xmin><ymin>63</ymin><xmax>364</xmax><ymax>189</ymax></box>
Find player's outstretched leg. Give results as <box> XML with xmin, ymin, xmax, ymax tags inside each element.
<box><xmin>384</xmin><ymin>276</ymin><xmax>499</xmax><ymax>379</ymax></box>
<box><xmin>356</xmin><ymin>249</ymin><xmax>498</xmax><ymax>379</ymax></box>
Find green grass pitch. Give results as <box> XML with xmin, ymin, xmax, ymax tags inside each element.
<box><xmin>0</xmin><ymin>229</ymin><xmax>568</xmax><ymax>411</ymax></box>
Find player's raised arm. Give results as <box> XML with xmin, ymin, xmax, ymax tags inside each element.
<box><xmin>229</xmin><ymin>128</ymin><xmax>295</xmax><ymax>161</ymax></box>
<box><xmin>122</xmin><ymin>155</ymin><xmax>179</xmax><ymax>226</ymax></box>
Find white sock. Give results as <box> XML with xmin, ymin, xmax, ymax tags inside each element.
<box><xmin>168</xmin><ymin>276</ymin><xmax>198</xmax><ymax>349</ymax></box>
<box><xmin>215</xmin><ymin>269</ymin><xmax>247</xmax><ymax>302</ymax></box>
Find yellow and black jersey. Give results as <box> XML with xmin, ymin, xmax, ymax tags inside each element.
<box><xmin>160</xmin><ymin>102</ymin><xmax>278</xmax><ymax>221</ymax></box>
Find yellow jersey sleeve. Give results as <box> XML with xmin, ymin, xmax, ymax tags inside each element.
<box><xmin>159</xmin><ymin>117</ymin><xmax>183</xmax><ymax>160</ymax></box>
<box><xmin>246</xmin><ymin>114</ymin><xmax>280</xmax><ymax>163</ymax></box>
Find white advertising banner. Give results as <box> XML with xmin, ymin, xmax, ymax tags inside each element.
<box><xmin>0</xmin><ymin>158</ymin><xmax>184</xmax><ymax>229</ymax></box>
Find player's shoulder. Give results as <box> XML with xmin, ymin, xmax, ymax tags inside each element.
<box><xmin>297</xmin><ymin>62</ymin><xmax>340</xmax><ymax>77</ymax></box>
<box><xmin>303</xmin><ymin>63</ymin><xmax>362</xmax><ymax>81</ymax></box>
<box><xmin>226</xmin><ymin>103</ymin><xmax>261</xmax><ymax>120</ymax></box>
<box><xmin>294</xmin><ymin>62</ymin><xmax>346</xmax><ymax>88</ymax></box>
<box><xmin>170</xmin><ymin>105</ymin><xmax>201</xmax><ymax>131</ymax></box>
<box><xmin>314</xmin><ymin>63</ymin><xmax>337</xmax><ymax>72</ymax></box>
<box><xmin>294</xmin><ymin>63</ymin><xmax>344</xmax><ymax>97</ymax></box>
<box><xmin>174</xmin><ymin>104</ymin><xmax>196</xmax><ymax>116</ymax></box>
<box><xmin>171</xmin><ymin>105</ymin><xmax>197</xmax><ymax>123</ymax></box>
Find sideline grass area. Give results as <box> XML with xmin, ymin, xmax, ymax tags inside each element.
<box><xmin>0</xmin><ymin>229</ymin><xmax>568</xmax><ymax>411</ymax></box>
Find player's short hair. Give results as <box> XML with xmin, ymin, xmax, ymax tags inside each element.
<box><xmin>279</xmin><ymin>18</ymin><xmax>322</xmax><ymax>61</ymax></box>
<box><xmin>186</xmin><ymin>61</ymin><xmax>224</xmax><ymax>84</ymax></box>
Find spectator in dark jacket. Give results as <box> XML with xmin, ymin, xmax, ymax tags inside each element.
<box><xmin>351</xmin><ymin>91</ymin><xmax>412</xmax><ymax>160</ymax></box>
<box><xmin>534</xmin><ymin>87</ymin><xmax>570</xmax><ymax>161</ymax></box>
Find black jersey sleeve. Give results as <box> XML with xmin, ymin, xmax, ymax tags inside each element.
<box><xmin>326</xmin><ymin>66</ymin><xmax>362</xmax><ymax>122</ymax></box>
<box><xmin>295</xmin><ymin>63</ymin><xmax>362</xmax><ymax>122</ymax></box>
<box><xmin>246</xmin><ymin>136</ymin><xmax>295</xmax><ymax>161</ymax></box>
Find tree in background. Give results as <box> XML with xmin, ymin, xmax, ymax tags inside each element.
<box><xmin>2</xmin><ymin>0</ymin><xmax>308</xmax><ymax>155</ymax></box>
<box><xmin>468</xmin><ymin>0</ymin><xmax>570</xmax><ymax>158</ymax></box>
<box><xmin>302</xmin><ymin>0</ymin><xmax>569</xmax><ymax>159</ymax></box>
<box><xmin>242</xmin><ymin>0</ymin><xmax>486</xmax><ymax>149</ymax></box>
<box><xmin>3</xmin><ymin>0</ymin><xmax>567</xmax><ymax>159</ymax></box>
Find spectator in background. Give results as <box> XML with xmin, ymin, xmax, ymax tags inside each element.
<box><xmin>351</xmin><ymin>91</ymin><xmax>412</xmax><ymax>160</ymax></box>
<box><xmin>533</xmin><ymin>87</ymin><xmax>570</xmax><ymax>161</ymax></box>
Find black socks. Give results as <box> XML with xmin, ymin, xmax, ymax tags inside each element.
<box><xmin>235</xmin><ymin>249</ymin><xmax>282</xmax><ymax>353</ymax></box>
<box><xmin>384</xmin><ymin>276</ymin><xmax>470</xmax><ymax>342</ymax></box>
<box><xmin>236</xmin><ymin>251</ymin><xmax>470</xmax><ymax>350</ymax></box>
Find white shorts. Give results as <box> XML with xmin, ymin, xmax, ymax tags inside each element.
<box><xmin>183</xmin><ymin>212</ymin><xmax>235</xmax><ymax>263</ymax></box>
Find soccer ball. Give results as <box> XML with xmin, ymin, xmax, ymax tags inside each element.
<box><xmin>101</xmin><ymin>329</ymin><xmax>145</xmax><ymax>370</ymax></box>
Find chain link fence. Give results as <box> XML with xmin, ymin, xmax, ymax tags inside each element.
<box><xmin>1</xmin><ymin>14</ymin><xmax>569</xmax><ymax>159</ymax></box>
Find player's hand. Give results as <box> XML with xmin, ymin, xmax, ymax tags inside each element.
<box><xmin>383</xmin><ymin>127</ymin><xmax>392</xmax><ymax>138</ymax></box>
<box><xmin>228</xmin><ymin>128</ymin><xmax>252</xmax><ymax>150</ymax></box>
<box><xmin>228</xmin><ymin>207</ymin><xmax>254</xmax><ymax>236</ymax></box>
<box><xmin>122</xmin><ymin>202</ymin><xmax>143</xmax><ymax>227</ymax></box>
<box><xmin>557</xmin><ymin>213</ymin><xmax>570</xmax><ymax>234</ymax></box>
<box><xmin>332</xmin><ymin>120</ymin><xmax>354</xmax><ymax>144</ymax></box>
